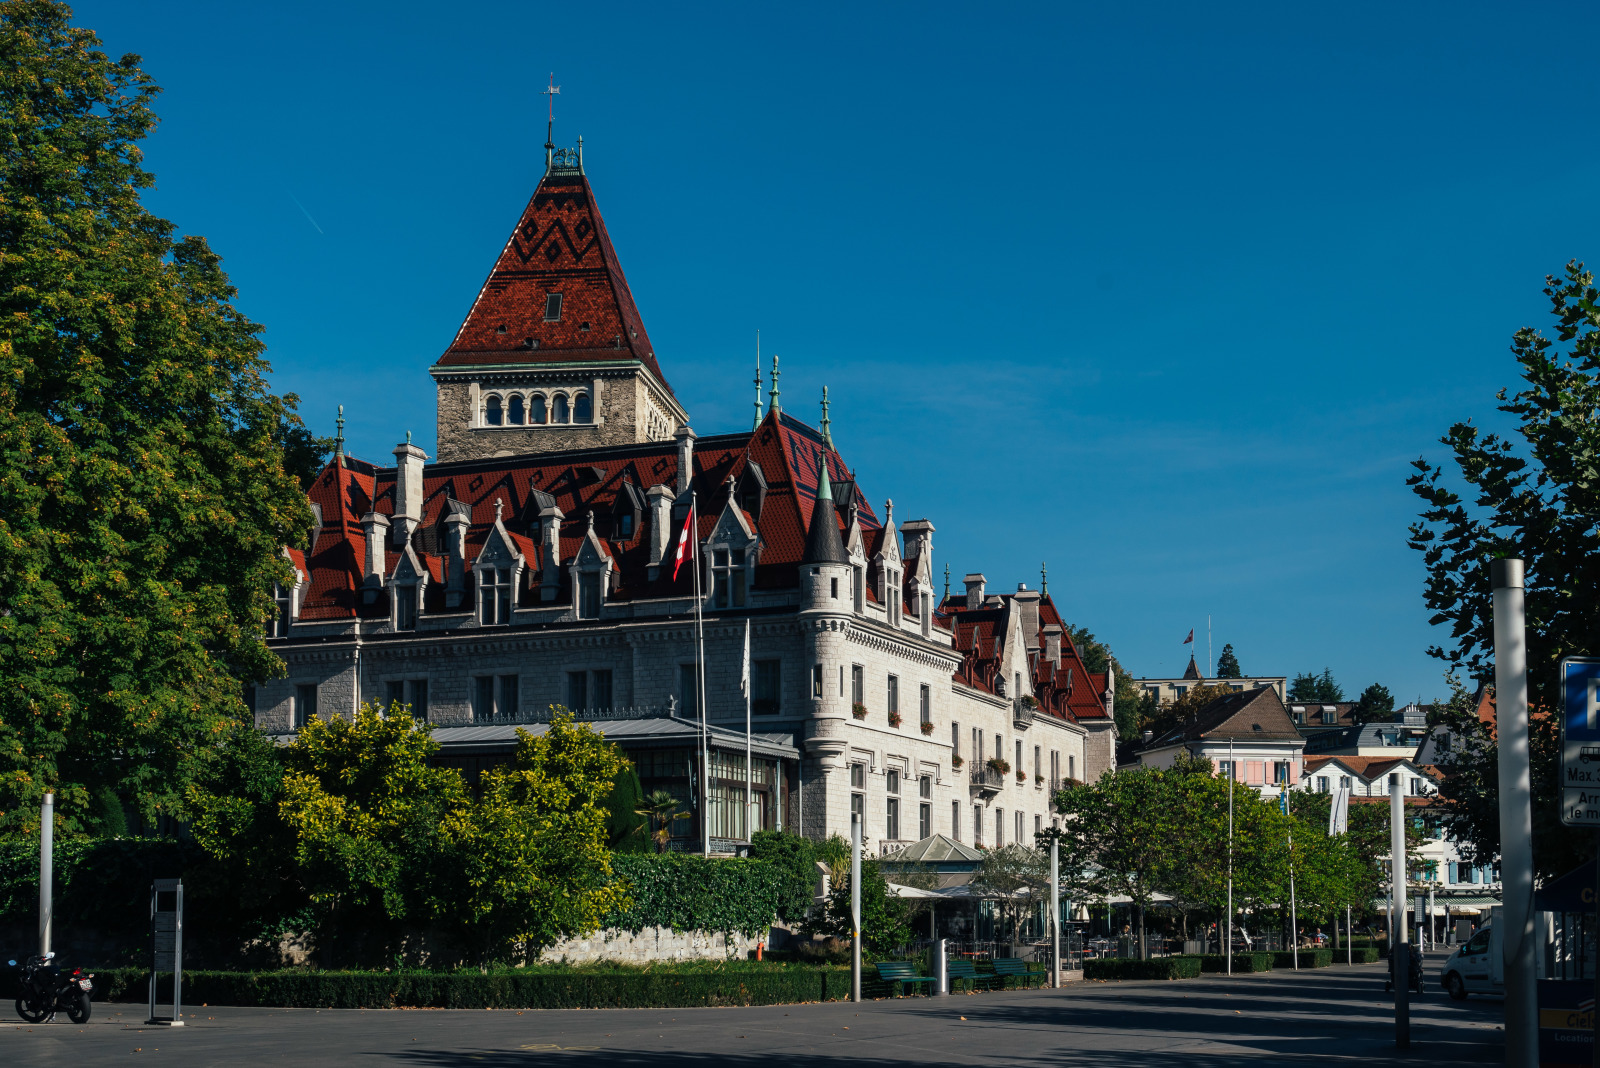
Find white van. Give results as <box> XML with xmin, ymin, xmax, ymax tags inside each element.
<box><xmin>1439</xmin><ymin>906</ymin><xmax>1501</xmax><ymax>1000</ymax></box>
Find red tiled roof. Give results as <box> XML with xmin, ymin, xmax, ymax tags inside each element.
<box><xmin>434</xmin><ymin>163</ymin><xmax>672</xmax><ymax>394</ymax></box>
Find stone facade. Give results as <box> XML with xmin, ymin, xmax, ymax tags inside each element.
<box><xmin>432</xmin><ymin>363</ymin><xmax>682</xmax><ymax>463</ymax></box>
<box><xmin>540</xmin><ymin>925</ymin><xmax>764</xmax><ymax>964</ymax></box>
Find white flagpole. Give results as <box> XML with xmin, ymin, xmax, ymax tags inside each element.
<box><xmin>1227</xmin><ymin>738</ymin><xmax>1234</xmax><ymax>975</ymax></box>
<box><xmin>743</xmin><ymin>618</ymin><xmax>752</xmax><ymax>840</ymax></box>
<box><xmin>692</xmin><ymin>493</ymin><xmax>708</xmax><ymax>857</ymax></box>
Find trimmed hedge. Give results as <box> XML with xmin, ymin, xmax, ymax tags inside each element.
<box><xmin>1186</xmin><ymin>952</ymin><xmax>1274</xmax><ymax>973</ymax></box>
<box><xmin>76</xmin><ymin>964</ymin><xmax>851</xmax><ymax>1009</ymax></box>
<box><xmin>1349</xmin><ymin>947</ymin><xmax>1381</xmax><ymax>964</ymax></box>
<box><xmin>1084</xmin><ymin>957</ymin><xmax>1201</xmax><ymax>981</ymax></box>
<box><xmin>603</xmin><ymin>854</ymin><xmax>785</xmax><ymax>937</ymax></box>
<box><xmin>1271</xmin><ymin>949</ymin><xmax>1333</xmax><ymax>969</ymax></box>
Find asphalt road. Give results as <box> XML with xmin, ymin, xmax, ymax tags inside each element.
<box><xmin>2</xmin><ymin>955</ymin><xmax>1503</xmax><ymax>1066</ymax></box>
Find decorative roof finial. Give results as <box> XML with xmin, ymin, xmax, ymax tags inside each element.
<box><xmin>334</xmin><ymin>404</ymin><xmax>345</xmax><ymax>466</ymax></box>
<box><xmin>1041</xmin><ymin>561</ymin><xmax>1048</xmax><ymax>597</ymax></box>
<box><xmin>944</xmin><ymin>562</ymin><xmax>951</xmax><ymax>602</ymax></box>
<box><xmin>494</xmin><ymin>497</ymin><xmax>504</xmax><ymax>523</ymax></box>
<box><xmin>753</xmin><ymin>330</ymin><xmax>763</xmax><ymax>429</ymax></box>
<box><xmin>820</xmin><ymin>387</ymin><xmax>833</xmax><ymax>449</ymax></box>
<box><xmin>406</xmin><ymin>429</ymin><xmax>412</xmax><ymax>446</ymax></box>
<box><xmin>768</xmin><ymin>354</ymin><xmax>781</xmax><ymax>416</ymax></box>
<box><xmin>542</xmin><ymin>73</ymin><xmax>561</xmax><ymax>169</ymax></box>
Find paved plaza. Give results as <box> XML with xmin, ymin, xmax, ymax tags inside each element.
<box><xmin>2</xmin><ymin>956</ymin><xmax>1502</xmax><ymax>1066</ymax></box>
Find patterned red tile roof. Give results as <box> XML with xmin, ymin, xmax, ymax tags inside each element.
<box><xmin>434</xmin><ymin>160</ymin><xmax>672</xmax><ymax>394</ymax></box>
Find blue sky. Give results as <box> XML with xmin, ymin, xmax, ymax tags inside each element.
<box><xmin>72</xmin><ymin>1</ymin><xmax>1600</xmax><ymax>700</ymax></box>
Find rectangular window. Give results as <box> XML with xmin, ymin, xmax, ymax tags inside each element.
<box><xmin>567</xmin><ymin>670</ymin><xmax>588</xmax><ymax>711</ymax></box>
<box><xmin>754</xmin><ymin>660</ymin><xmax>780</xmax><ymax>715</ymax></box>
<box><xmin>1015</xmin><ymin>739</ymin><xmax>1023</xmax><ymax>772</ymax></box>
<box><xmin>395</xmin><ymin>584</ymin><xmax>417</xmax><ymax>630</ymax></box>
<box><xmin>1015</xmin><ymin>810</ymin><xmax>1023</xmax><ymax>844</ymax></box>
<box><xmin>850</xmin><ymin>792</ymin><xmax>864</xmax><ymax>823</ymax></box>
<box><xmin>293</xmin><ymin>683</ymin><xmax>317</xmax><ymax>727</ymax></box>
<box><xmin>953</xmin><ymin>801</ymin><xmax>961</xmax><ymax>840</ymax></box>
<box><xmin>471</xmin><ymin>676</ymin><xmax>495</xmax><ymax>720</ymax></box>
<box><xmin>1218</xmin><ymin>760</ymin><xmax>1234</xmax><ymax>780</ymax></box>
<box><xmin>1317</xmin><ymin>775</ymin><xmax>1329</xmax><ymax>794</ymax></box>
<box><xmin>886</xmin><ymin>797</ymin><xmax>900</xmax><ymax>841</ymax></box>
<box><xmin>851</xmin><ymin>665</ymin><xmax>864</xmax><ymax>705</ymax></box>
<box><xmin>479</xmin><ymin>568</ymin><xmax>513</xmax><ymax>625</ymax></box>
<box><xmin>1068</xmin><ymin>754</ymin><xmax>1075</xmax><ymax>781</ymax></box>
<box><xmin>578</xmin><ymin>572</ymin><xmax>600</xmax><ymax>618</ymax></box>
<box><xmin>854</xmin><ymin>566</ymin><xmax>865</xmax><ymax>612</ymax></box>
<box><xmin>1274</xmin><ymin>761</ymin><xmax>1290</xmax><ymax>784</ymax></box>
<box><xmin>409</xmin><ymin>678</ymin><xmax>429</xmax><ymax>721</ymax></box>
<box><xmin>920</xmin><ymin>802</ymin><xmax>932</xmax><ymax>839</ymax></box>
<box><xmin>1034</xmin><ymin>814</ymin><xmax>1042</xmax><ymax>837</ymax></box>
<box><xmin>920</xmin><ymin>684</ymin><xmax>931</xmax><ymax>726</ymax></box>
<box><xmin>975</xmin><ymin>728</ymin><xmax>983</xmax><ymax>762</ymax></box>
<box><xmin>592</xmin><ymin>669</ymin><xmax>613</xmax><ymax>712</ymax></box>
<box><xmin>498</xmin><ymin>675</ymin><xmax>519</xmax><ymax>717</ymax></box>
<box><xmin>544</xmin><ymin>292</ymin><xmax>563</xmax><ymax>320</ymax></box>
<box><xmin>919</xmin><ymin>774</ymin><xmax>931</xmax><ymax>799</ymax></box>
<box><xmin>1034</xmin><ymin>745</ymin><xmax>1041</xmax><ymax>780</ymax></box>
<box><xmin>995</xmin><ymin>808</ymin><xmax>1005</xmax><ymax>847</ymax></box>
<box><xmin>952</xmin><ymin>721</ymin><xmax>960</xmax><ymax>755</ymax></box>
<box><xmin>812</xmin><ymin>663</ymin><xmax>823</xmax><ymax>699</ymax></box>
<box><xmin>886</xmin><ymin>769</ymin><xmax>900</xmax><ymax>795</ymax></box>
<box><xmin>831</xmin><ymin>576</ymin><xmax>839</xmax><ymax>599</ymax></box>
<box><xmin>680</xmin><ymin>663</ymin><xmax>700</xmax><ymax>717</ymax></box>
<box><xmin>887</xmin><ymin>675</ymin><xmax>899</xmax><ymax>715</ymax></box>
<box><xmin>386</xmin><ymin>679</ymin><xmax>404</xmax><ymax>710</ymax></box>
<box><xmin>973</xmin><ymin>804</ymin><xmax>983</xmax><ymax>845</ymax></box>
<box><xmin>850</xmin><ymin>763</ymin><xmax>865</xmax><ymax>789</ymax></box>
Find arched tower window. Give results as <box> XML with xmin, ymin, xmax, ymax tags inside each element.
<box><xmin>507</xmin><ymin>394</ymin><xmax>525</xmax><ymax>425</ymax></box>
<box><xmin>529</xmin><ymin>394</ymin><xmax>547</xmax><ymax>424</ymax></box>
<box><xmin>553</xmin><ymin>394</ymin><xmax>570</xmax><ymax>424</ymax></box>
<box><xmin>574</xmin><ymin>392</ymin><xmax>592</xmax><ymax>423</ymax></box>
<box><xmin>484</xmin><ymin>395</ymin><xmax>503</xmax><ymax>426</ymax></box>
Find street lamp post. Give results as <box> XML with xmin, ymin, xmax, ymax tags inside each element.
<box><xmin>1491</xmin><ymin>558</ymin><xmax>1537</xmax><ymax>1067</ymax></box>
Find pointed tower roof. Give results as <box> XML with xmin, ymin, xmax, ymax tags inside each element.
<box><xmin>433</xmin><ymin>147</ymin><xmax>672</xmax><ymax>394</ymax></box>
<box><xmin>1182</xmin><ymin>655</ymin><xmax>1203</xmax><ymax>681</ymax></box>
<box><xmin>802</xmin><ymin>455</ymin><xmax>849</xmax><ymax>564</ymax></box>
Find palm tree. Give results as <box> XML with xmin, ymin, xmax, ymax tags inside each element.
<box><xmin>635</xmin><ymin>789</ymin><xmax>689</xmax><ymax>853</ymax></box>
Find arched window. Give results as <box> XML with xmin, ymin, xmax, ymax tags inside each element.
<box><xmin>529</xmin><ymin>394</ymin><xmax>547</xmax><ymax>424</ymax></box>
<box><xmin>507</xmin><ymin>394</ymin><xmax>525</xmax><ymax>425</ymax></box>
<box><xmin>484</xmin><ymin>395</ymin><xmax>503</xmax><ymax>426</ymax></box>
<box><xmin>553</xmin><ymin>394</ymin><xmax>570</xmax><ymax>424</ymax></box>
<box><xmin>573</xmin><ymin>392</ymin><xmax>592</xmax><ymax>423</ymax></box>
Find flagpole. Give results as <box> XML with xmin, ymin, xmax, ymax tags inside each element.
<box><xmin>744</xmin><ymin>618</ymin><xmax>753</xmax><ymax>842</ymax></box>
<box><xmin>692</xmin><ymin>492</ymin><xmax>708</xmax><ymax>858</ymax></box>
<box><xmin>1227</xmin><ymin>738</ymin><xmax>1234</xmax><ymax>976</ymax></box>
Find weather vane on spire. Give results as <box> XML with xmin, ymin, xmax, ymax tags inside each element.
<box><xmin>543</xmin><ymin>73</ymin><xmax>561</xmax><ymax>148</ymax></box>
<box><xmin>753</xmin><ymin>330</ymin><xmax>763</xmax><ymax>429</ymax></box>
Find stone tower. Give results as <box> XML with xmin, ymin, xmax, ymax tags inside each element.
<box><xmin>430</xmin><ymin>142</ymin><xmax>687</xmax><ymax>462</ymax></box>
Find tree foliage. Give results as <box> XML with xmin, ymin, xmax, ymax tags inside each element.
<box><xmin>0</xmin><ymin>1</ymin><xmax>318</xmax><ymax>834</ymax></box>
<box><xmin>1407</xmin><ymin>260</ymin><xmax>1600</xmax><ymax>880</ymax></box>
<box><xmin>1289</xmin><ymin>669</ymin><xmax>1344</xmax><ymax>703</ymax></box>
<box><xmin>1139</xmin><ymin>683</ymin><xmax>1236</xmax><ymax>740</ymax></box>
<box><xmin>803</xmin><ymin>857</ymin><xmax>913</xmax><ymax>952</ymax></box>
<box><xmin>1215</xmin><ymin>644</ymin><xmax>1242</xmax><ymax>678</ymax></box>
<box><xmin>1352</xmin><ymin>683</ymin><xmax>1395</xmax><ymax>725</ymax></box>
<box><xmin>1067</xmin><ymin>622</ymin><xmax>1144</xmax><ymax>741</ymax></box>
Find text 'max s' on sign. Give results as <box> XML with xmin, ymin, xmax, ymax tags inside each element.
<box><xmin>1559</xmin><ymin>657</ymin><xmax>1600</xmax><ymax>827</ymax></box>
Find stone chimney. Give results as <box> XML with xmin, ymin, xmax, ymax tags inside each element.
<box><xmin>360</xmin><ymin>512</ymin><xmax>389</xmax><ymax>602</ymax></box>
<box><xmin>646</xmin><ymin>483</ymin><xmax>675</xmax><ymax>580</ymax></box>
<box><xmin>1014</xmin><ymin>584</ymin><xmax>1041</xmax><ymax>650</ymax></box>
<box><xmin>538</xmin><ymin>495</ymin><xmax>565</xmax><ymax>603</ymax></box>
<box><xmin>675</xmin><ymin>424</ymin><xmax>696</xmax><ymax>495</ymax></box>
<box><xmin>1041</xmin><ymin>624</ymin><xmax>1063</xmax><ymax>666</ymax></box>
<box><xmin>443</xmin><ymin>503</ymin><xmax>469</xmax><ymax>608</ymax></box>
<box><xmin>964</xmin><ymin>573</ymin><xmax>986</xmax><ymax>610</ymax></box>
<box><xmin>392</xmin><ymin>438</ymin><xmax>426</xmax><ymax>546</ymax></box>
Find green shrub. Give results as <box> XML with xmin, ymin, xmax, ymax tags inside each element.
<box><xmin>1187</xmin><ymin>952</ymin><xmax>1273</xmax><ymax>973</ymax></box>
<box><xmin>1084</xmin><ymin>957</ymin><xmax>1201</xmax><ymax>981</ymax></box>
<box><xmin>1271</xmin><ymin>949</ymin><xmax>1333</xmax><ymax>968</ymax></box>
<box><xmin>749</xmin><ymin>831</ymin><xmax>823</xmax><ymax>923</ymax></box>
<box><xmin>603</xmin><ymin>854</ymin><xmax>784</xmax><ymax>937</ymax></box>
<box><xmin>70</xmin><ymin>963</ymin><xmax>852</xmax><ymax>1009</ymax></box>
<box><xmin>1350</xmin><ymin>947</ymin><xmax>1381</xmax><ymax>964</ymax></box>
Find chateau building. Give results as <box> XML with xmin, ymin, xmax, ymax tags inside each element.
<box><xmin>258</xmin><ymin>140</ymin><xmax>1117</xmax><ymax>855</ymax></box>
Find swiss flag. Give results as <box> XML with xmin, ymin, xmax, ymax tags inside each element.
<box><xmin>1182</xmin><ymin>629</ymin><xmax>1194</xmax><ymax>645</ymax></box>
<box><xmin>671</xmin><ymin>507</ymin><xmax>695</xmax><ymax>581</ymax></box>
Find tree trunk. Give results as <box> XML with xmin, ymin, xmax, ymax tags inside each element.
<box><xmin>1137</xmin><ymin>903</ymin><xmax>1146</xmax><ymax>961</ymax></box>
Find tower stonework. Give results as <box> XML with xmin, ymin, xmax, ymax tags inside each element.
<box><xmin>430</xmin><ymin>146</ymin><xmax>686</xmax><ymax>462</ymax></box>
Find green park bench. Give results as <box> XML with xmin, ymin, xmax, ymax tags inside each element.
<box><xmin>946</xmin><ymin>959</ymin><xmax>999</xmax><ymax>992</ymax></box>
<box><xmin>874</xmin><ymin>960</ymin><xmax>936</xmax><ymax>996</ymax></box>
<box><xmin>991</xmin><ymin>957</ymin><xmax>1046</xmax><ymax>989</ymax></box>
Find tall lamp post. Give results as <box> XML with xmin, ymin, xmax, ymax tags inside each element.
<box><xmin>1491</xmin><ymin>558</ymin><xmax>1537</xmax><ymax>1067</ymax></box>
<box><xmin>850</xmin><ymin>813</ymin><xmax>861</xmax><ymax>1004</ymax></box>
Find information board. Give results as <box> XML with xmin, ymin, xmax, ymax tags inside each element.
<box><xmin>1558</xmin><ymin>657</ymin><xmax>1600</xmax><ymax>827</ymax></box>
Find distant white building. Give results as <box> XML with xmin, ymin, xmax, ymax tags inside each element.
<box><xmin>1134</xmin><ymin>655</ymin><xmax>1286</xmax><ymax>705</ymax></box>
<box><xmin>1130</xmin><ymin>686</ymin><xmax>1306</xmax><ymax>797</ymax></box>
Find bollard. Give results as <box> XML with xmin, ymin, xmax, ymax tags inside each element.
<box><xmin>934</xmin><ymin>938</ymin><xmax>947</xmax><ymax>996</ymax></box>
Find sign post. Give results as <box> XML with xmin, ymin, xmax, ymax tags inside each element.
<box><xmin>147</xmin><ymin>878</ymin><xmax>184</xmax><ymax>1026</ymax></box>
<box><xmin>1557</xmin><ymin>656</ymin><xmax>1600</xmax><ymax>1068</ymax></box>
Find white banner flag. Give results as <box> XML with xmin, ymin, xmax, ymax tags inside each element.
<box><xmin>1328</xmin><ymin>786</ymin><xmax>1350</xmax><ymax>836</ymax></box>
<box><xmin>740</xmin><ymin>619</ymin><xmax>751</xmax><ymax>698</ymax></box>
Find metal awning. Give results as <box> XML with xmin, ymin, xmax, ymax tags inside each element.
<box><xmin>430</xmin><ymin>716</ymin><xmax>800</xmax><ymax>761</ymax></box>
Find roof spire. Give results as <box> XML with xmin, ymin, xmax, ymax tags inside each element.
<box><xmin>334</xmin><ymin>404</ymin><xmax>345</xmax><ymax>466</ymax></box>
<box><xmin>801</xmin><ymin>455</ymin><xmax>848</xmax><ymax>564</ymax></box>
<box><xmin>542</xmin><ymin>73</ymin><xmax>561</xmax><ymax>170</ymax></box>
<box><xmin>1041</xmin><ymin>561</ymin><xmax>1048</xmax><ymax>596</ymax></box>
<box><xmin>820</xmin><ymin>386</ymin><xmax>833</xmax><ymax>448</ymax></box>
<box><xmin>753</xmin><ymin>330</ymin><xmax>763</xmax><ymax>429</ymax></box>
<box><xmin>944</xmin><ymin>563</ymin><xmax>951</xmax><ymax>602</ymax></box>
<box><xmin>495</xmin><ymin>497</ymin><xmax>505</xmax><ymax>523</ymax></box>
<box><xmin>768</xmin><ymin>354</ymin><xmax>781</xmax><ymax>416</ymax></box>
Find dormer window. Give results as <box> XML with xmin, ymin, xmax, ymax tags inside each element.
<box><xmin>1321</xmin><ymin>709</ymin><xmax>1336</xmax><ymax>725</ymax></box>
<box><xmin>544</xmin><ymin>292</ymin><xmax>563</xmax><ymax>321</ymax></box>
<box><xmin>395</xmin><ymin>584</ymin><xmax>418</xmax><ymax>631</ymax></box>
<box><xmin>267</xmin><ymin>583</ymin><xmax>293</xmax><ymax>637</ymax></box>
<box><xmin>479</xmin><ymin>568</ymin><xmax>512</xmax><ymax>625</ymax></box>
<box><xmin>616</xmin><ymin>513</ymin><xmax>635</xmax><ymax>539</ymax></box>
<box><xmin>886</xmin><ymin>568</ymin><xmax>902</xmax><ymax>625</ymax></box>
<box><xmin>578</xmin><ymin>571</ymin><xmax>600</xmax><ymax>619</ymax></box>
<box><xmin>712</xmin><ymin>548</ymin><xmax>747</xmax><ymax>609</ymax></box>
<box><xmin>484</xmin><ymin>395</ymin><xmax>503</xmax><ymax>426</ymax></box>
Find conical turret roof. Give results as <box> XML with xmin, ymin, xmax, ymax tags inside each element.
<box><xmin>802</xmin><ymin>455</ymin><xmax>849</xmax><ymax>564</ymax></box>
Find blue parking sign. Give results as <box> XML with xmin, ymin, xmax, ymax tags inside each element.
<box><xmin>1558</xmin><ymin>657</ymin><xmax>1600</xmax><ymax>827</ymax></box>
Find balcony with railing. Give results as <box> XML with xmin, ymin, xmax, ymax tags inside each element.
<box><xmin>1013</xmin><ymin>697</ymin><xmax>1036</xmax><ymax>730</ymax></box>
<box><xmin>969</xmin><ymin>764</ymin><xmax>1006</xmax><ymax>798</ymax></box>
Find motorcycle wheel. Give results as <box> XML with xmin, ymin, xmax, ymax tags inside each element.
<box><xmin>65</xmin><ymin>991</ymin><xmax>91</xmax><ymax>1024</ymax></box>
<box><xmin>16</xmin><ymin>997</ymin><xmax>50</xmax><ymax>1024</ymax></box>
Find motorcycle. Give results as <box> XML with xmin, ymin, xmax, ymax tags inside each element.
<box><xmin>10</xmin><ymin>952</ymin><xmax>94</xmax><ymax>1023</ymax></box>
